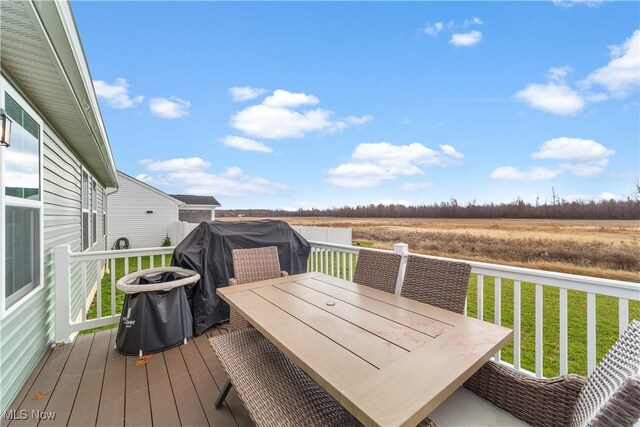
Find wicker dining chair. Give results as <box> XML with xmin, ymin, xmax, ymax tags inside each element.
<box><xmin>400</xmin><ymin>255</ymin><xmax>471</xmax><ymax>314</ymax></box>
<box><xmin>353</xmin><ymin>249</ymin><xmax>402</xmax><ymax>294</ymax></box>
<box><xmin>211</xmin><ymin>328</ymin><xmax>362</xmax><ymax>427</ymax></box>
<box><xmin>463</xmin><ymin>319</ymin><xmax>640</xmax><ymax>427</ymax></box>
<box><xmin>228</xmin><ymin>246</ymin><xmax>288</xmax><ymax>331</ymax></box>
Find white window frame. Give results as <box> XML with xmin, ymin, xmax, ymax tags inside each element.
<box><xmin>91</xmin><ymin>178</ymin><xmax>97</xmax><ymax>245</ymax></box>
<box><xmin>102</xmin><ymin>188</ymin><xmax>107</xmax><ymax>239</ymax></box>
<box><xmin>81</xmin><ymin>168</ymin><xmax>91</xmax><ymax>252</ymax></box>
<box><xmin>0</xmin><ymin>76</ymin><xmax>45</xmax><ymax>319</ymax></box>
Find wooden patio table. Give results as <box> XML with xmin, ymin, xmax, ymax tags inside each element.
<box><xmin>217</xmin><ymin>271</ymin><xmax>513</xmax><ymax>427</ymax></box>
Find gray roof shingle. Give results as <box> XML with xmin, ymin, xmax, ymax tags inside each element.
<box><xmin>171</xmin><ymin>194</ymin><xmax>221</xmax><ymax>206</ymax></box>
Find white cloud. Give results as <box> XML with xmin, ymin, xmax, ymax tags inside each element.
<box><xmin>559</xmin><ymin>159</ymin><xmax>610</xmax><ymax>176</ymax></box>
<box><xmin>231</xmin><ymin>105</ymin><xmax>345</xmax><ymax>139</ymax></box>
<box><xmin>352</xmin><ymin>142</ymin><xmax>437</xmax><ymax>163</ymax></box>
<box><xmin>449</xmin><ymin>30</ymin><xmax>483</xmax><ymax>47</ymax></box>
<box><xmin>262</xmin><ymin>90</ymin><xmax>319</xmax><ymax>108</ymax></box>
<box><xmin>579</xmin><ymin>30</ymin><xmax>640</xmax><ymax>97</ymax></box>
<box><xmin>599</xmin><ymin>192</ymin><xmax>623</xmax><ymax>200</ymax></box>
<box><xmin>552</xmin><ymin>0</ymin><xmax>605</xmax><ymax>8</ymax></box>
<box><xmin>515</xmin><ymin>82</ymin><xmax>585</xmax><ymax>115</ymax></box>
<box><xmin>492</xmin><ymin>137</ymin><xmax>615</xmax><ymax>180</ymax></box>
<box><xmin>327</xmin><ymin>142</ymin><xmax>463</xmax><ymax>188</ymax></box>
<box><xmin>149</xmin><ymin>97</ymin><xmax>190</xmax><ymax>119</ymax></box>
<box><xmin>375</xmin><ymin>199</ymin><xmax>415</xmax><ymax>206</ymax></box>
<box><xmin>138</xmin><ymin>157</ymin><xmax>287</xmax><ymax>197</ymax></box>
<box><xmin>399</xmin><ymin>182</ymin><xmax>434</xmax><ymax>191</ymax></box>
<box><xmin>518</xmin><ymin>31</ymin><xmax>639</xmax><ymax>116</ymax></box>
<box><xmin>424</xmin><ymin>22</ymin><xmax>444</xmax><ymax>37</ymax></box>
<box><xmin>326</xmin><ymin>162</ymin><xmax>393</xmax><ymax>188</ymax></box>
<box><xmin>344</xmin><ymin>115</ymin><xmax>374</xmax><ymax>125</ymax></box>
<box><xmin>220</xmin><ymin>136</ymin><xmax>273</xmax><ymax>153</ymax></box>
<box><xmin>490</xmin><ymin>166</ymin><xmax>561</xmax><ymax>181</ymax></box>
<box><xmin>547</xmin><ymin>66</ymin><xmax>572</xmax><ymax>82</ymax></box>
<box><xmin>563</xmin><ymin>192</ymin><xmax>623</xmax><ymax>202</ymax></box>
<box><xmin>93</xmin><ymin>78</ymin><xmax>143</xmax><ymax>109</ymax></box>
<box><xmin>229</xmin><ymin>86</ymin><xmax>268</xmax><ymax>102</ymax></box>
<box><xmin>464</xmin><ymin>17</ymin><xmax>484</xmax><ymax>27</ymax></box>
<box><xmin>532</xmin><ymin>137</ymin><xmax>615</xmax><ymax>160</ymax></box>
<box><xmin>230</xmin><ymin>89</ymin><xmax>371</xmax><ymax>140</ymax></box>
<box><xmin>140</xmin><ymin>157</ymin><xmax>211</xmax><ymax>172</ymax></box>
<box><xmin>439</xmin><ymin>144</ymin><xmax>464</xmax><ymax>159</ymax></box>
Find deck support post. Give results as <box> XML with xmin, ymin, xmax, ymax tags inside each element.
<box><xmin>55</xmin><ymin>245</ymin><xmax>73</xmax><ymax>343</ymax></box>
<box><xmin>393</xmin><ymin>243</ymin><xmax>409</xmax><ymax>295</ymax></box>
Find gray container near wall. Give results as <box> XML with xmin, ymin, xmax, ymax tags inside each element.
<box><xmin>115</xmin><ymin>268</ymin><xmax>199</xmax><ymax>356</ymax></box>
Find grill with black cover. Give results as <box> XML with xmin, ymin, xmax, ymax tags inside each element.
<box><xmin>171</xmin><ymin>220</ymin><xmax>311</xmax><ymax>334</ymax></box>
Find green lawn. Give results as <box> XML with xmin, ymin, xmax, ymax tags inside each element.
<box><xmin>85</xmin><ymin>246</ymin><xmax>639</xmax><ymax>377</ymax></box>
<box><xmin>466</xmin><ymin>276</ymin><xmax>640</xmax><ymax>377</ymax></box>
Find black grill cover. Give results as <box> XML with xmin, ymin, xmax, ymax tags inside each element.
<box><xmin>171</xmin><ymin>220</ymin><xmax>311</xmax><ymax>334</ymax></box>
<box><xmin>116</xmin><ymin>272</ymin><xmax>193</xmax><ymax>355</ymax></box>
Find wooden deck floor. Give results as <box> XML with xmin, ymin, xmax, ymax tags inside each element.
<box><xmin>3</xmin><ymin>328</ymin><xmax>253</xmax><ymax>427</ymax></box>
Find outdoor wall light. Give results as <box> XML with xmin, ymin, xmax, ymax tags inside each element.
<box><xmin>0</xmin><ymin>108</ymin><xmax>12</xmax><ymax>147</ymax></box>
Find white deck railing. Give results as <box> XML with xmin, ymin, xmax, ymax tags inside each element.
<box><xmin>308</xmin><ymin>241</ymin><xmax>640</xmax><ymax>377</ymax></box>
<box><xmin>54</xmin><ymin>241</ymin><xmax>639</xmax><ymax>378</ymax></box>
<box><xmin>54</xmin><ymin>245</ymin><xmax>175</xmax><ymax>342</ymax></box>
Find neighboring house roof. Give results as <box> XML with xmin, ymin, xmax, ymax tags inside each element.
<box><xmin>171</xmin><ymin>194</ymin><xmax>222</xmax><ymax>207</ymax></box>
<box><xmin>0</xmin><ymin>0</ymin><xmax>117</xmax><ymax>187</ymax></box>
<box><xmin>116</xmin><ymin>171</ymin><xmax>185</xmax><ymax>206</ymax></box>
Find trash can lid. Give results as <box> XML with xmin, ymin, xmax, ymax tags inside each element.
<box><xmin>116</xmin><ymin>267</ymin><xmax>200</xmax><ymax>294</ymax></box>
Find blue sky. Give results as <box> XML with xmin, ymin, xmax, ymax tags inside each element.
<box><xmin>73</xmin><ymin>1</ymin><xmax>639</xmax><ymax>210</ymax></box>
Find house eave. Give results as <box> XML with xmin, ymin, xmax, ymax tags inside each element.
<box><xmin>0</xmin><ymin>0</ymin><xmax>118</xmax><ymax>187</ymax></box>
<box><xmin>116</xmin><ymin>171</ymin><xmax>185</xmax><ymax>206</ymax></box>
<box><xmin>179</xmin><ymin>204</ymin><xmax>221</xmax><ymax>210</ymax></box>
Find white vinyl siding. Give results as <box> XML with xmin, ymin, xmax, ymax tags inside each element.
<box><xmin>107</xmin><ymin>172</ymin><xmax>180</xmax><ymax>249</ymax></box>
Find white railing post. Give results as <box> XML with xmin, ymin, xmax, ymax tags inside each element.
<box><xmin>55</xmin><ymin>245</ymin><xmax>73</xmax><ymax>343</ymax></box>
<box><xmin>393</xmin><ymin>243</ymin><xmax>409</xmax><ymax>295</ymax></box>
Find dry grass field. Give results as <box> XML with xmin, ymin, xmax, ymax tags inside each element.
<box><xmin>252</xmin><ymin>217</ymin><xmax>639</xmax><ymax>282</ymax></box>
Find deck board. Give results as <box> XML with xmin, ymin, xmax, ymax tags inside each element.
<box><xmin>40</xmin><ymin>333</ymin><xmax>94</xmax><ymax>426</ymax></box>
<box><xmin>96</xmin><ymin>330</ymin><xmax>125</xmax><ymax>427</ymax></box>
<box><xmin>67</xmin><ymin>330</ymin><xmax>111</xmax><ymax>427</ymax></box>
<box><xmin>179</xmin><ymin>338</ymin><xmax>239</xmax><ymax>427</ymax></box>
<box><xmin>4</xmin><ymin>348</ymin><xmax>53</xmax><ymax>427</ymax></box>
<box><xmin>124</xmin><ymin>353</ymin><xmax>152</xmax><ymax>427</ymax></box>
<box><xmin>146</xmin><ymin>352</ymin><xmax>180</xmax><ymax>427</ymax></box>
<box><xmin>163</xmin><ymin>346</ymin><xmax>209</xmax><ymax>427</ymax></box>
<box><xmin>6</xmin><ymin>328</ymin><xmax>250</xmax><ymax>427</ymax></box>
<box><xmin>7</xmin><ymin>343</ymin><xmax>73</xmax><ymax>427</ymax></box>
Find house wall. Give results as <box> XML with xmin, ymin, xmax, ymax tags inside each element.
<box><xmin>178</xmin><ymin>209</ymin><xmax>213</xmax><ymax>223</ymax></box>
<box><xmin>107</xmin><ymin>175</ymin><xmax>179</xmax><ymax>249</ymax></box>
<box><xmin>0</xmin><ymin>121</ymin><xmax>107</xmax><ymax>412</ymax></box>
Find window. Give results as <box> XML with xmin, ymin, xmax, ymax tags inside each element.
<box><xmin>91</xmin><ymin>179</ymin><xmax>97</xmax><ymax>244</ymax></box>
<box><xmin>82</xmin><ymin>173</ymin><xmax>101</xmax><ymax>250</ymax></box>
<box><xmin>1</xmin><ymin>89</ymin><xmax>43</xmax><ymax>311</ymax></box>
<box><xmin>102</xmin><ymin>188</ymin><xmax>107</xmax><ymax>238</ymax></box>
<box><xmin>82</xmin><ymin>171</ymin><xmax>89</xmax><ymax>251</ymax></box>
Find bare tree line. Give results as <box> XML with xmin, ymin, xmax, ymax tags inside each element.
<box><xmin>219</xmin><ymin>196</ymin><xmax>640</xmax><ymax>220</ymax></box>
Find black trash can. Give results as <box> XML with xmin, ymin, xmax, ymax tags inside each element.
<box><xmin>115</xmin><ymin>267</ymin><xmax>200</xmax><ymax>356</ymax></box>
